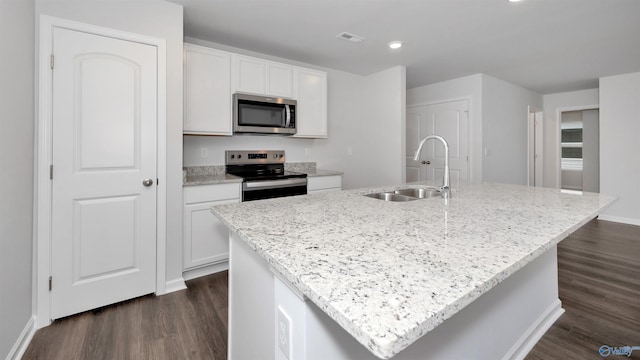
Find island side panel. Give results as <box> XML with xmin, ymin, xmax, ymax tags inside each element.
<box><xmin>285</xmin><ymin>248</ymin><xmax>563</xmax><ymax>360</ymax></box>
<box><xmin>229</xmin><ymin>232</ymin><xmax>275</xmax><ymax>360</ymax></box>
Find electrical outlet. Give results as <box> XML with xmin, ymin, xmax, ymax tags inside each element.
<box><xmin>200</xmin><ymin>147</ymin><xmax>208</xmax><ymax>158</ymax></box>
<box><xmin>277</xmin><ymin>306</ymin><xmax>291</xmax><ymax>359</ymax></box>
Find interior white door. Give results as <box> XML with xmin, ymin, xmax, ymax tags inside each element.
<box><xmin>406</xmin><ymin>106</ymin><xmax>428</xmax><ymax>182</ymax></box>
<box><xmin>50</xmin><ymin>27</ymin><xmax>158</xmax><ymax>319</ymax></box>
<box><xmin>409</xmin><ymin>100</ymin><xmax>469</xmax><ymax>188</ymax></box>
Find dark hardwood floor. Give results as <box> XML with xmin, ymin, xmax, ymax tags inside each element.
<box><xmin>22</xmin><ymin>272</ymin><xmax>228</xmax><ymax>360</ymax></box>
<box><xmin>23</xmin><ymin>219</ymin><xmax>640</xmax><ymax>360</ymax></box>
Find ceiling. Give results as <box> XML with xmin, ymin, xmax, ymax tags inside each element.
<box><xmin>169</xmin><ymin>0</ymin><xmax>640</xmax><ymax>94</ymax></box>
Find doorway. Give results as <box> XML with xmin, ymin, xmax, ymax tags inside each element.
<box><xmin>528</xmin><ymin>107</ymin><xmax>543</xmax><ymax>186</ymax></box>
<box><xmin>560</xmin><ymin>109</ymin><xmax>600</xmax><ymax>193</ymax></box>
<box><xmin>406</xmin><ymin>100</ymin><xmax>469</xmax><ymax>187</ymax></box>
<box><xmin>37</xmin><ymin>16</ymin><xmax>168</xmax><ymax>327</ymax></box>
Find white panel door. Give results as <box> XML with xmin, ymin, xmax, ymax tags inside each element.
<box><xmin>409</xmin><ymin>101</ymin><xmax>469</xmax><ymax>188</ymax></box>
<box><xmin>51</xmin><ymin>27</ymin><xmax>158</xmax><ymax>319</ymax></box>
<box><xmin>406</xmin><ymin>106</ymin><xmax>428</xmax><ymax>183</ymax></box>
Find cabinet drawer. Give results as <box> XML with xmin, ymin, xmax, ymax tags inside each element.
<box><xmin>308</xmin><ymin>176</ymin><xmax>342</xmax><ymax>192</ymax></box>
<box><xmin>184</xmin><ymin>183</ymin><xmax>241</xmax><ymax>204</ymax></box>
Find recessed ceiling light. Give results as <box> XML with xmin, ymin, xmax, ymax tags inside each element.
<box><xmin>508</xmin><ymin>0</ymin><xmax>523</xmax><ymax>2</ymax></box>
<box><xmin>388</xmin><ymin>41</ymin><xmax>403</xmax><ymax>49</ymax></box>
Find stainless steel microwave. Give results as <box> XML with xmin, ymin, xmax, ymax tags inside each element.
<box><xmin>233</xmin><ymin>93</ymin><xmax>297</xmax><ymax>135</ymax></box>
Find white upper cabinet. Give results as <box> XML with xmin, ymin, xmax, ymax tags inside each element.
<box><xmin>293</xmin><ymin>67</ymin><xmax>328</xmax><ymax>138</ymax></box>
<box><xmin>183</xmin><ymin>44</ymin><xmax>232</xmax><ymax>135</ymax></box>
<box><xmin>266</xmin><ymin>61</ymin><xmax>293</xmax><ymax>98</ymax></box>
<box><xmin>232</xmin><ymin>54</ymin><xmax>266</xmax><ymax>95</ymax></box>
<box><xmin>232</xmin><ymin>55</ymin><xmax>293</xmax><ymax>98</ymax></box>
<box><xmin>184</xmin><ymin>43</ymin><xmax>326</xmax><ymax>138</ymax></box>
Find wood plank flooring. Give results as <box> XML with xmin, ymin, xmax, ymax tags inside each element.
<box><xmin>23</xmin><ymin>219</ymin><xmax>640</xmax><ymax>359</ymax></box>
<box><xmin>22</xmin><ymin>272</ymin><xmax>228</xmax><ymax>360</ymax></box>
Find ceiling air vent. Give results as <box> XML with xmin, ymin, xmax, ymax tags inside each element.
<box><xmin>336</xmin><ymin>32</ymin><xmax>365</xmax><ymax>43</ymax></box>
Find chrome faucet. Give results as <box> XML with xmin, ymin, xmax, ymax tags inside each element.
<box><xmin>414</xmin><ymin>134</ymin><xmax>451</xmax><ymax>199</ymax></box>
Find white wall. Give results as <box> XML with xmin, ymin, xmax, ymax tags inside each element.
<box><xmin>599</xmin><ymin>72</ymin><xmax>640</xmax><ymax>225</ymax></box>
<box><xmin>183</xmin><ymin>38</ymin><xmax>406</xmax><ymax>190</ymax></box>
<box><xmin>542</xmin><ymin>89</ymin><xmax>599</xmax><ymax>188</ymax></box>
<box><xmin>407</xmin><ymin>74</ymin><xmax>483</xmax><ymax>184</ymax></box>
<box><xmin>35</xmin><ymin>0</ymin><xmax>185</xmax><ymax>288</ymax></box>
<box><xmin>482</xmin><ymin>75</ymin><xmax>543</xmax><ymax>185</ymax></box>
<box><xmin>0</xmin><ymin>0</ymin><xmax>35</xmax><ymax>358</ymax></box>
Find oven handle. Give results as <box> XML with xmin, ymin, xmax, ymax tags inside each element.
<box><xmin>285</xmin><ymin>104</ymin><xmax>291</xmax><ymax>128</ymax></box>
<box><xmin>243</xmin><ymin>178</ymin><xmax>307</xmax><ymax>191</ymax></box>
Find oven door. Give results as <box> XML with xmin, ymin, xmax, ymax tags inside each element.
<box><xmin>233</xmin><ymin>93</ymin><xmax>296</xmax><ymax>135</ymax></box>
<box><xmin>242</xmin><ymin>178</ymin><xmax>307</xmax><ymax>202</ymax></box>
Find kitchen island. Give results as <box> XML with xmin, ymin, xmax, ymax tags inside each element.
<box><xmin>211</xmin><ymin>183</ymin><xmax>616</xmax><ymax>359</ymax></box>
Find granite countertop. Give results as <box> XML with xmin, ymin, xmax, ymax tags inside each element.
<box><xmin>183</xmin><ymin>162</ymin><xmax>343</xmax><ymax>186</ymax></box>
<box><xmin>183</xmin><ymin>166</ymin><xmax>242</xmax><ymax>186</ymax></box>
<box><xmin>211</xmin><ymin>183</ymin><xmax>616</xmax><ymax>359</ymax></box>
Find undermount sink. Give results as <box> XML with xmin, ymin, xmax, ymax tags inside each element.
<box><xmin>364</xmin><ymin>187</ymin><xmax>442</xmax><ymax>202</ymax></box>
<box><xmin>393</xmin><ymin>187</ymin><xmax>441</xmax><ymax>199</ymax></box>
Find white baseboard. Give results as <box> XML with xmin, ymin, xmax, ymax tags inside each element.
<box><xmin>6</xmin><ymin>315</ymin><xmax>36</xmax><ymax>360</ymax></box>
<box><xmin>598</xmin><ymin>214</ymin><xmax>640</xmax><ymax>226</ymax></box>
<box><xmin>503</xmin><ymin>299</ymin><xmax>565</xmax><ymax>360</ymax></box>
<box><xmin>160</xmin><ymin>278</ymin><xmax>187</xmax><ymax>295</ymax></box>
<box><xmin>183</xmin><ymin>261</ymin><xmax>229</xmax><ymax>281</ymax></box>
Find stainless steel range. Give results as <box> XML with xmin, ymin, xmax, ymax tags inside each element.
<box><xmin>225</xmin><ymin>150</ymin><xmax>307</xmax><ymax>202</ymax></box>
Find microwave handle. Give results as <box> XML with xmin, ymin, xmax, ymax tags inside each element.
<box><xmin>285</xmin><ymin>104</ymin><xmax>291</xmax><ymax>128</ymax></box>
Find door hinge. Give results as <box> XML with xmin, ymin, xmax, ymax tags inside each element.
<box><xmin>49</xmin><ymin>276</ymin><xmax>52</xmax><ymax>291</ymax></box>
<box><xmin>50</xmin><ymin>54</ymin><xmax>54</xmax><ymax>70</ymax></box>
<box><xmin>50</xmin><ymin>165</ymin><xmax>53</xmax><ymax>180</ymax></box>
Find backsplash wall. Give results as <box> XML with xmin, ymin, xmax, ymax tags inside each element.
<box><xmin>183</xmin><ymin>134</ymin><xmax>320</xmax><ymax>166</ymax></box>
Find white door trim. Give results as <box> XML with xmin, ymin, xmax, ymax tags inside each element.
<box><xmin>554</xmin><ymin>104</ymin><xmax>599</xmax><ymax>189</ymax></box>
<box><xmin>35</xmin><ymin>15</ymin><xmax>167</xmax><ymax>328</ymax></box>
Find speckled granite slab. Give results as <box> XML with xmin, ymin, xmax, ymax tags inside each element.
<box><xmin>183</xmin><ymin>163</ymin><xmax>342</xmax><ymax>185</ymax></box>
<box><xmin>183</xmin><ymin>166</ymin><xmax>242</xmax><ymax>186</ymax></box>
<box><xmin>211</xmin><ymin>183</ymin><xmax>616</xmax><ymax>359</ymax></box>
<box><xmin>285</xmin><ymin>162</ymin><xmax>344</xmax><ymax>177</ymax></box>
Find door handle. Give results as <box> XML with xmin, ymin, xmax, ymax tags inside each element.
<box><xmin>421</xmin><ymin>160</ymin><xmax>431</xmax><ymax>165</ymax></box>
<box><xmin>142</xmin><ymin>178</ymin><xmax>154</xmax><ymax>187</ymax></box>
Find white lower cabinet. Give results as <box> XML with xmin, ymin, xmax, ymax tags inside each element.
<box><xmin>307</xmin><ymin>175</ymin><xmax>342</xmax><ymax>193</ymax></box>
<box><xmin>183</xmin><ymin>183</ymin><xmax>240</xmax><ymax>279</ymax></box>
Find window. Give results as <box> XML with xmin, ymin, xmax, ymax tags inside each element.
<box><xmin>561</xmin><ymin>128</ymin><xmax>583</xmax><ymax>170</ymax></box>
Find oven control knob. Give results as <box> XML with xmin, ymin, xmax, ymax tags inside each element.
<box><xmin>279</xmin><ymin>154</ymin><xmax>284</xmax><ymax>158</ymax></box>
<box><xmin>238</xmin><ymin>154</ymin><xmax>242</xmax><ymax>159</ymax></box>
<box><xmin>230</xmin><ymin>154</ymin><xmax>235</xmax><ymax>159</ymax></box>
<box><xmin>273</xmin><ymin>154</ymin><xmax>277</xmax><ymax>159</ymax></box>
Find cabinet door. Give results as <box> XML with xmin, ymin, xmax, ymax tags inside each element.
<box><xmin>184</xmin><ymin>44</ymin><xmax>232</xmax><ymax>135</ymax></box>
<box><xmin>183</xmin><ymin>198</ymin><xmax>239</xmax><ymax>270</ymax></box>
<box><xmin>232</xmin><ymin>54</ymin><xmax>266</xmax><ymax>95</ymax></box>
<box><xmin>266</xmin><ymin>61</ymin><xmax>292</xmax><ymax>98</ymax></box>
<box><xmin>293</xmin><ymin>67</ymin><xmax>328</xmax><ymax>138</ymax></box>
<box><xmin>307</xmin><ymin>175</ymin><xmax>342</xmax><ymax>193</ymax></box>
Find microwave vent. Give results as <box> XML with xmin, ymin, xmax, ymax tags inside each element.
<box><xmin>336</xmin><ymin>32</ymin><xmax>365</xmax><ymax>43</ymax></box>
